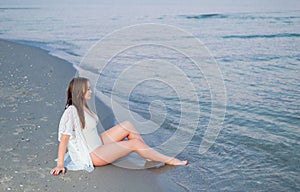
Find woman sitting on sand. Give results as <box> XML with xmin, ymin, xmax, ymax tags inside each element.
<box><xmin>50</xmin><ymin>77</ymin><xmax>187</xmax><ymax>176</ymax></box>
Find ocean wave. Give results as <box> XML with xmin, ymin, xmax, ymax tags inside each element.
<box><xmin>180</xmin><ymin>13</ymin><xmax>228</xmax><ymax>19</ymax></box>
<box><xmin>13</xmin><ymin>39</ymin><xmax>51</xmax><ymax>51</ymax></box>
<box><xmin>235</xmin><ymin>14</ymin><xmax>300</xmax><ymax>21</ymax></box>
<box><xmin>180</xmin><ymin>11</ymin><xmax>300</xmax><ymax>21</ymax></box>
<box><xmin>222</xmin><ymin>33</ymin><xmax>300</xmax><ymax>39</ymax></box>
<box><xmin>0</xmin><ymin>7</ymin><xmax>40</xmax><ymax>11</ymax></box>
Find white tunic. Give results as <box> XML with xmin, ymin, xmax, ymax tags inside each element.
<box><xmin>58</xmin><ymin>105</ymin><xmax>94</xmax><ymax>172</ymax></box>
<box><xmin>82</xmin><ymin>111</ymin><xmax>102</xmax><ymax>153</ymax></box>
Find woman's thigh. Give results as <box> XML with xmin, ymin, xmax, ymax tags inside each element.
<box><xmin>90</xmin><ymin>140</ymin><xmax>134</xmax><ymax>166</ymax></box>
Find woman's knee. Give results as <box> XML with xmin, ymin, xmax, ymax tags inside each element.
<box><xmin>121</xmin><ymin>121</ymin><xmax>141</xmax><ymax>135</ymax></box>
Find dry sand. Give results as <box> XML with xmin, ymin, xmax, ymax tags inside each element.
<box><xmin>0</xmin><ymin>40</ymin><xmax>187</xmax><ymax>192</ymax></box>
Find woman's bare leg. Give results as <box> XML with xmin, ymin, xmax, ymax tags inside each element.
<box><xmin>100</xmin><ymin>121</ymin><xmax>145</xmax><ymax>144</ymax></box>
<box><xmin>90</xmin><ymin>139</ymin><xmax>187</xmax><ymax>166</ymax></box>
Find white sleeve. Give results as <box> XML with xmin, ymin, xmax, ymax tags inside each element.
<box><xmin>58</xmin><ymin>106</ymin><xmax>77</xmax><ymax>141</ymax></box>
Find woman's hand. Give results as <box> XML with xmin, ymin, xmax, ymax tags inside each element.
<box><xmin>50</xmin><ymin>166</ymin><xmax>66</xmax><ymax>176</ymax></box>
<box><xmin>51</xmin><ymin>134</ymin><xmax>70</xmax><ymax>176</ymax></box>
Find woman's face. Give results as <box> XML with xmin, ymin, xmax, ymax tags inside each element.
<box><xmin>84</xmin><ymin>81</ymin><xmax>92</xmax><ymax>100</ymax></box>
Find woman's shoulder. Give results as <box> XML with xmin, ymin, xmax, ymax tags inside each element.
<box><xmin>64</xmin><ymin>105</ymin><xmax>78</xmax><ymax>114</ymax></box>
<box><xmin>60</xmin><ymin>105</ymin><xmax>79</xmax><ymax>123</ymax></box>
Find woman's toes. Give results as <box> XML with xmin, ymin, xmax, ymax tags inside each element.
<box><xmin>182</xmin><ymin>160</ymin><xmax>188</xmax><ymax>165</ymax></box>
<box><xmin>166</xmin><ymin>158</ymin><xmax>188</xmax><ymax>166</ymax></box>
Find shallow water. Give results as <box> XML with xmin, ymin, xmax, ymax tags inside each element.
<box><xmin>1</xmin><ymin>1</ymin><xmax>299</xmax><ymax>191</ymax></box>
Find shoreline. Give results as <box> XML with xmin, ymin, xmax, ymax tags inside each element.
<box><xmin>0</xmin><ymin>39</ymin><xmax>186</xmax><ymax>192</ymax></box>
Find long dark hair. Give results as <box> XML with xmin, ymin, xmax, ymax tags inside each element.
<box><xmin>65</xmin><ymin>77</ymin><xmax>90</xmax><ymax>128</ymax></box>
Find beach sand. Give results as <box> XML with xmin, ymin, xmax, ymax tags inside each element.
<box><xmin>0</xmin><ymin>40</ymin><xmax>187</xmax><ymax>192</ymax></box>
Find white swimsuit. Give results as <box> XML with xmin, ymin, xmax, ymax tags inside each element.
<box><xmin>82</xmin><ymin>111</ymin><xmax>103</xmax><ymax>153</ymax></box>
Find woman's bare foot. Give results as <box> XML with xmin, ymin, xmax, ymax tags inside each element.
<box><xmin>165</xmin><ymin>158</ymin><xmax>188</xmax><ymax>166</ymax></box>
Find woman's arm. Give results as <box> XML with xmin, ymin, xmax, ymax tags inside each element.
<box><xmin>50</xmin><ymin>134</ymin><xmax>70</xmax><ymax>176</ymax></box>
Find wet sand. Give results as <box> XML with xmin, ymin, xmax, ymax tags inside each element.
<box><xmin>0</xmin><ymin>40</ymin><xmax>187</xmax><ymax>192</ymax></box>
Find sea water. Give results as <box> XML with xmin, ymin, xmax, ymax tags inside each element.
<box><xmin>1</xmin><ymin>0</ymin><xmax>299</xmax><ymax>191</ymax></box>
